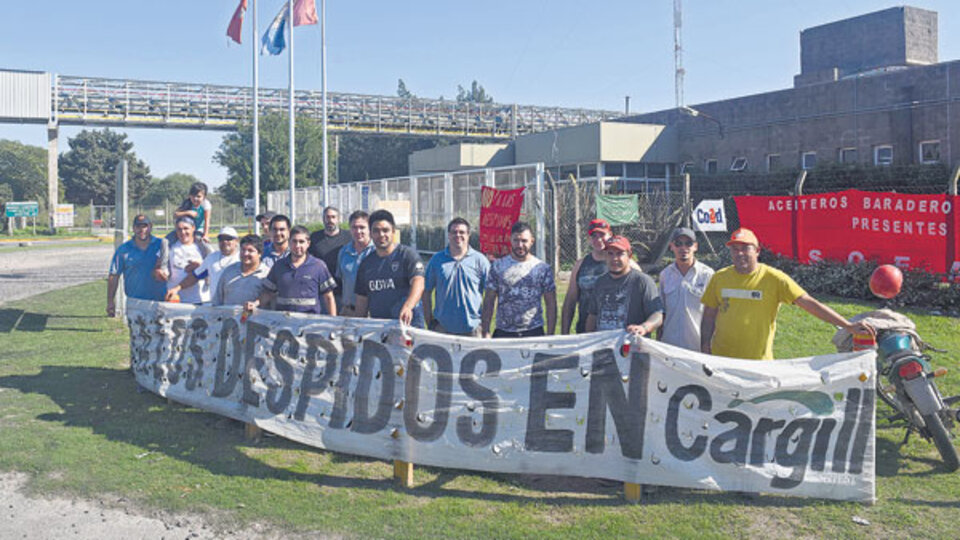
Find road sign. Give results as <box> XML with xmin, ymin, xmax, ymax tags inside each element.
<box><xmin>4</xmin><ymin>201</ymin><xmax>39</xmax><ymax>218</ymax></box>
<box><xmin>243</xmin><ymin>198</ymin><xmax>256</xmax><ymax>218</ymax></box>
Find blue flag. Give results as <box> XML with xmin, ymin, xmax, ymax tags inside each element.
<box><xmin>261</xmin><ymin>4</ymin><xmax>288</xmax><ymax>55</ymax></box>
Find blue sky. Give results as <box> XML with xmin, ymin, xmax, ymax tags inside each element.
<box><xmin>2</xmin><ymin>1</ymin><xmax>960</xmax><ymax>189</ymax></box>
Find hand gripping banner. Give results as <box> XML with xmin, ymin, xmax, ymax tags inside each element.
<box><xmin>126</xmin><ymin>299</ymin><xmax>877</xmax><ymax>501</ymax></box>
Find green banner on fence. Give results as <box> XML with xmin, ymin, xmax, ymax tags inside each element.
<box><xmin>596</xmin><ymin>194</ymin><xmax>639</xmax><ymax>226</ymax></box>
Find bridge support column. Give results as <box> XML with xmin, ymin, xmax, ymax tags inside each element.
<box><xmin>47</xmin><ymin>122</ymin><xmax>59</xmax><ymax>232</ymax></box>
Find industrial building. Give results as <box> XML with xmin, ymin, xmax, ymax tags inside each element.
<box><xmin>410</xmin><ymin>6</ymin><xmax>958</xmax><ymax>184</ymax></box>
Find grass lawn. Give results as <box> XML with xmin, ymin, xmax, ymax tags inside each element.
<box><xmin>1</xmin><ymin>282</ymin><xmax>959</xmax><ymax>538</ymax></box>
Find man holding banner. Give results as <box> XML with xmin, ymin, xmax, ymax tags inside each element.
<box><xmin>106</xmin><ymin>214</ymin><xmax>167</xmax><ymax>316</ymax></box>
<box><xmin>585</xmin><ymin>236</ymin><xmax>662</xmax><ymax>334</ymax></box>
<box><xmin>700</xmin><ymin>228</ymin><xmax>873</xmax><ymax>360</ymax></box>
<box><xmin>658</xmin><ymin>227</ymin><xmax>714</xmax><ymax>350</ymax></box>
<box><xmin>481</xmin><ymin>221</ymin><xmax>557</xmax><ymax>338</ymax></box>
<box><xmin>354</xmin><ymin>210</ymin><xmax>426</xmax><ymax>328</ymax></box>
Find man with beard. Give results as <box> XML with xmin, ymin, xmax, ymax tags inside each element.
<box><xmin>354</xmin><ymin>210</ymin><xmax>425</xmax><ymax>327</ymax></box>
<box><xmin>337</xmin><ymin>210</ymin><xmax>374</xmax><ymax>317</ymax></box>
<box><xmin>215</xmin><ymin>234</ymin><xmax>269</xmax><ymax>306</ymax></box>
<box><xmin>481</xmin><ymin>221</ymin><xmax>557</xmax><ymax>338</ymax></box>
<box><xmin>262</xmin><ymin>214</ymin><xmax>291</xmax><ymax>269</ymax></box>
<box><xmin>106</xmin><ymin>214</ymin><xmax>167</xmax><ymax>316</ymax></box>
<box><xmin>658</xmin><ymin>227</ymin><xmax>714</xmax><ymax>350</ymax></box>
<box><xmin>247</xmin><ymin>226</ymin><xmax>337</xmax><ymax>315</ymax></box>
<box><xmin>424</xmin><ymin>217</ymin><xmax>490</xmax><ymax>336</ymax></box>
<box><xmin>309</xmin><ymin>206</ymin><xmax>351</xmax><ymax>307</ymax></box>
<box><xmin>585</xmin><ymin>236</ymin><xmax>662</xmax><ymax>334</ymax></box>
<box><xmin>701</xmin><ymin>228</ymin><xmax>873</xmax><ymax>360</ymax></box>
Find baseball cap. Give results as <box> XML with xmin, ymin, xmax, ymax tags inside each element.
<box><xmin>587</xmin><ymin>218</ymin><xmax>612</xmax><ymax>236</ymax></box>
<box><xmin>218</xmin><ymin>226</ymin><xmax>239</xmax><ymax>239</ymax></box>
<box><xmin>603</xmin><ymin>235</ymin><xmax>632</xmax><ymax>253</ymax></box>
<box><xmin>671</xmin><ymin>227</ymin><xmax>696</xmax><ymax>242</ymax></box>
<box><xmin>726</xmin><ymin>227</ymin><xmax>760</xmax><ymax>247</ymax></box>
<box><xmin>132</xmin><ymin>215</ymin><xmax>151</xmax><ymax>227</ymax></box>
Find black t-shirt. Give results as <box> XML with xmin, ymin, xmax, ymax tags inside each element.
<box><xmin>587</xmin><ymin>269</ymin><xmax>662</xmax><ymax>331</ymax></box>
<box><xmin>575</xmin><ymin>254</ymin><xmax>608</xmax><ymax>333</ymax></box>
<box><xmin>355</xmin><ymin>244</ymin><xmax>426</xmax><ymax>326</ymax></box>
<box><xmin>309</xmin><ymin>229</ymin><xmax>351</xmax><ymax>301</ymax></box>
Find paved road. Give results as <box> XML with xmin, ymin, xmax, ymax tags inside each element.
<box><xmin>0</xmin><ymin>244</ymin><xmax>114</xmax><ymax>305</ymax></box>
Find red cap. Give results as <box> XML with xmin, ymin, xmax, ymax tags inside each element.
<box><xmin>726</xmin><ymin>227</ymin><xmax>759</xmax><ymax>247</ymax></box>
<box><xmin>603</xmin><ymin>235</ymin><xmax>632</xmax><ymax>253</ymax></box>
<box><xmin>587</xmin><ymin>219</ymin><xmax>612</xmax><ymax>236</ymax></box>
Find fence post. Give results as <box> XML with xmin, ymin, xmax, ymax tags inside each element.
<box><xmin>683</xmin><ymin>173</ymin><xmax>691</xmax><ymax>228</ymax></box>
<box><xmin>535</xmin><ymin>163</ymin><xmax>546</xmax><ymax>261</ymax></box>
<box><xmin>443</xmin><ymin>172</ymin><xmax>454</xmax><ymax>226</ymax></box>
<box><xmin>572</xmin><ymin>175</ymin><xmax>582</xmax><ymax>261</ymax></box>
<box><xmin>948</xmin><ymin>166</ymin><xmax>959</xmax><ymax>277</ymax></box>
<box><xmin>113</xmin><ymin>160</ymin><xmax>128</xmax><ymax>319</ymax></box>
<box><xmin>791</xmin><ymin>171</ymin><xmax>807</xmax><ymax>261</ymax></box>
<box><xmin>410</xmin><ymin>176</ymin><xmax>419</xmax><ymax>251</ymax></box>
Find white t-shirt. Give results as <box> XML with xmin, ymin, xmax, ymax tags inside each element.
<box><xmin>194</xmin><ymin>250</ymin><xmax>239</xmax><ymax>304</ymax></box>
<box><xmin>168</xmin><ymin>242</ymin><xmax>210</xmax><ymax>304</ymax></box>
<box><xmin>658</xmin><ymin>260</ymin><xmax>714</xmax><ymax>351</ymax></box>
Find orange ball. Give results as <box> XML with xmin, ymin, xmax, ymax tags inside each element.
<box><xmin>870</xmin><ymin>264</ymin><xmax>903</xmax><ymax>299</ymax></box>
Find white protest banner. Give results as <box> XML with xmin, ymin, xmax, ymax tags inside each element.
<box><xmin>694</xmin><ymin>199</ymin><xmax>728</xmax><ymax>232</ymax></box>
<box><xmin>125</xmin><ymin>300</ymin><xmax>876</xmax><ymax>502</ymax></box>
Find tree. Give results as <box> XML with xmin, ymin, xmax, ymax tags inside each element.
<box><xmin>0</xmin><ymin>139</ymin><xmax>48</xmax><ymax>204</ymax></box>
<box><xmin>397</xmin><ymin>79</ymin><xmax>414</xmax><ymax>99</ymax></box>
<box><xmin>214</xmin><ymin>113</ymin><xmax>336</xmax><ymax>204</ymax></box>
<box><xmin>456</xmin><ymin>80</ymin><xmax>493</xmax><ymax>104</ymax></box>
<box><xmin>59</xmin><ymin>129</ymin><xmax>152</xmax><ymax>205</ymax></box>
<box><xmin>141</xmin><ymin>172</ymin><xmax>201</xmax><ymax>206</ymax></box>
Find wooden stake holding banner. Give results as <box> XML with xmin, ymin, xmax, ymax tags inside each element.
<box><xmin>393</xmin><ymin>460</ymin><xmax>414</xmax><ymax>488</ymax></box>
<box><xmin>624</xmin><ymin>482</ymin><xmax>643</xmax><ymax>503</ymax></box>
<box><xmin>245</xmin><ymin>423</ymin><xmax>263</xmax><ymax>442</ymax></box>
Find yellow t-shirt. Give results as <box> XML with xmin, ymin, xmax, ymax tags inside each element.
<box><xmin>701</xmin><ymin>263</ymin><xmax>806</xmax><ymax>360</ymax></box>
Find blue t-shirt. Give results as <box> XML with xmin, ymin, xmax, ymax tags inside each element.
<box><xmin>337</xmin><ymin>240</ymin><xmax>374</xmax><ymax>308</ymax></box>
<box><xmin>109</xmin><ymin>237</ymin><xmax>167</xmax><ymax>301</ymax></box>
<box><xmin>424</xmin><ymin>247</ymin><xmax>490</xmax><ymax>334</ymax></box>
<box><xmin>264</xmin><ymin>254</ymin><xmax>336</xmax><ymax>314</ymax></box>
<box><xmin>355</xmin><ymin>244</ymin><xmax>426</xmax><ymax>328</ymax></box>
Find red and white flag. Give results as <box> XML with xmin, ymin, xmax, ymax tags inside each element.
<box><xmin>292</xmin><ymin>0</ymin><xmax>318</xmax><ymax>27</ymax></box>
<box><xmin>226</xmin><ymin>0</ymin><xmax>248</xmax><ymax>44</ymax></box>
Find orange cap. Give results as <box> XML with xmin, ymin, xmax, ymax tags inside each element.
<box><xmin>726</xmin><ymin>227</ymin><xmax>759</xmax><ymax>247</ymax></box>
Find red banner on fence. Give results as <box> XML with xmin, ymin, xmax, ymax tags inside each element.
<box><xmin>735</xmin><ymin>190</ymin><xmax>960</xmax><ymax>275</ymax></box>
<box><xmin>479</xmin><ymin>186</ymin><xmax>525</xmax><ymax>257</ymax></box>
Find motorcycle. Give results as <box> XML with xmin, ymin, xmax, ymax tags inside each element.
<box><xmin>834</xmin><ymin>309</ymin><xmax>960</xmax><ymax>471</ymax></box>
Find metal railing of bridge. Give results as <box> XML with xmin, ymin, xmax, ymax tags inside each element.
<box><xmin>52</xmin><ymin>74</ymin><xmax>622</xmax><ymax>137</ymax></box>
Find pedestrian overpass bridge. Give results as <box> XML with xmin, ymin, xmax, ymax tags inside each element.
<box><xmin>1</xmin><ymin>69</ymin><xmax>620</xmax><ymax>138</ymax></box>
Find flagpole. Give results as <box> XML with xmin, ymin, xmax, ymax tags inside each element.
<box><xmin>321</xmin><ymin>0</ymin><xmax>328</xmax><ymax>207</ymax></box>
<box><xmin>288</xmin><ymin>0</ymin><xmax>296</xmax><ymax>223</ymax></box>
<box><xmin>252</xmin><ymin>0</ymin><xmax>260</xmax><ymax>235</ymax></box>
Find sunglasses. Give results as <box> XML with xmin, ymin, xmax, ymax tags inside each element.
<box><xmin>673</xmin><ymin>240</ymin><xmax>694</xmax><ymax>247</ymax></box>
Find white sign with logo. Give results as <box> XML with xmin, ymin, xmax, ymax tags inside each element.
<box><xmin>125</xmin><ymin>300</ymin><xmax>876</xmax><ymax>502</ymax></box>
<box><xmin>52</xmin><ymin>204</ymin><xmax>74</xmax><ymax>227</ymax></box>
<box><xmin>694</xmin><ymin>199</ymin><xmax>728</xmax><ymax>232</ymax></box>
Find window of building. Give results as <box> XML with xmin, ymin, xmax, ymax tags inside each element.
<box><xmin>730</xmin><ymin>157</ymin><xmax>748</xmax><ymax>172</ymax></box>
<box><xmin>680</xmin><ymin>161</ymin><xmax>693</xmax><ymax>174</ymax></box>
<box><xmin>801</xmin><ymin>152</ymin><xmax>817</xmax><ymax>170</ymax></box>
<box><xmin>839</xmin><ymin>147</ymin><xmax>858</xmax><ymax>164</ymax></box>
<box><xmin>874</xmin><ymin>145</ymin><xmax>894</xmax><ymax>166</ymax></box>
<box><xmin>603</xmin><ymin>162</ymin><xmax>624</xmax><ymax>177</ymax></box>
<box><xmin>647</xmin><ymin>163</ymin><xmax>667</xmax><ymax>178</ymax></box>
<box><xmin>920</xmin><ymin>140</ymin><xmax>941</xmax><ymax>164</ymax></box>
<box><xmin>578</xmin><ymin>163</ymin><xmax>598</xmax><ymax>178</ymax></box>
<box><xmin>625</xmin><ymin>162</ymin><xmax>645</xmax><ymax>177</ymax></box>
<box><xmin>705</xmin><ymin>159</ymin><xmax>718</xmax><ymax>174</ymax></box>
<box><xmin>766</xmin><ymin>154</ymin><xmax>781</xmax><ymax>172</ymax></box>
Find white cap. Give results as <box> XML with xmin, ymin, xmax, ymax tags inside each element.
<box><xmin>218</xmin><ymin>227</ymin><xmax>239</xmax><ymax>239</ymax></box>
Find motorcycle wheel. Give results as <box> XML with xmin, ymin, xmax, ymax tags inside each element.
<box><xmin>921</xmin><ymin>412</ymin><xmax>960</xmax><ymax>472</ymax></box>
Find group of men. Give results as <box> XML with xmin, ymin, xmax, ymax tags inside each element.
<box><xmin>108</xmin><ymin>207</ymin><xmax>872</xmax><ymax>360</ymax></box>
